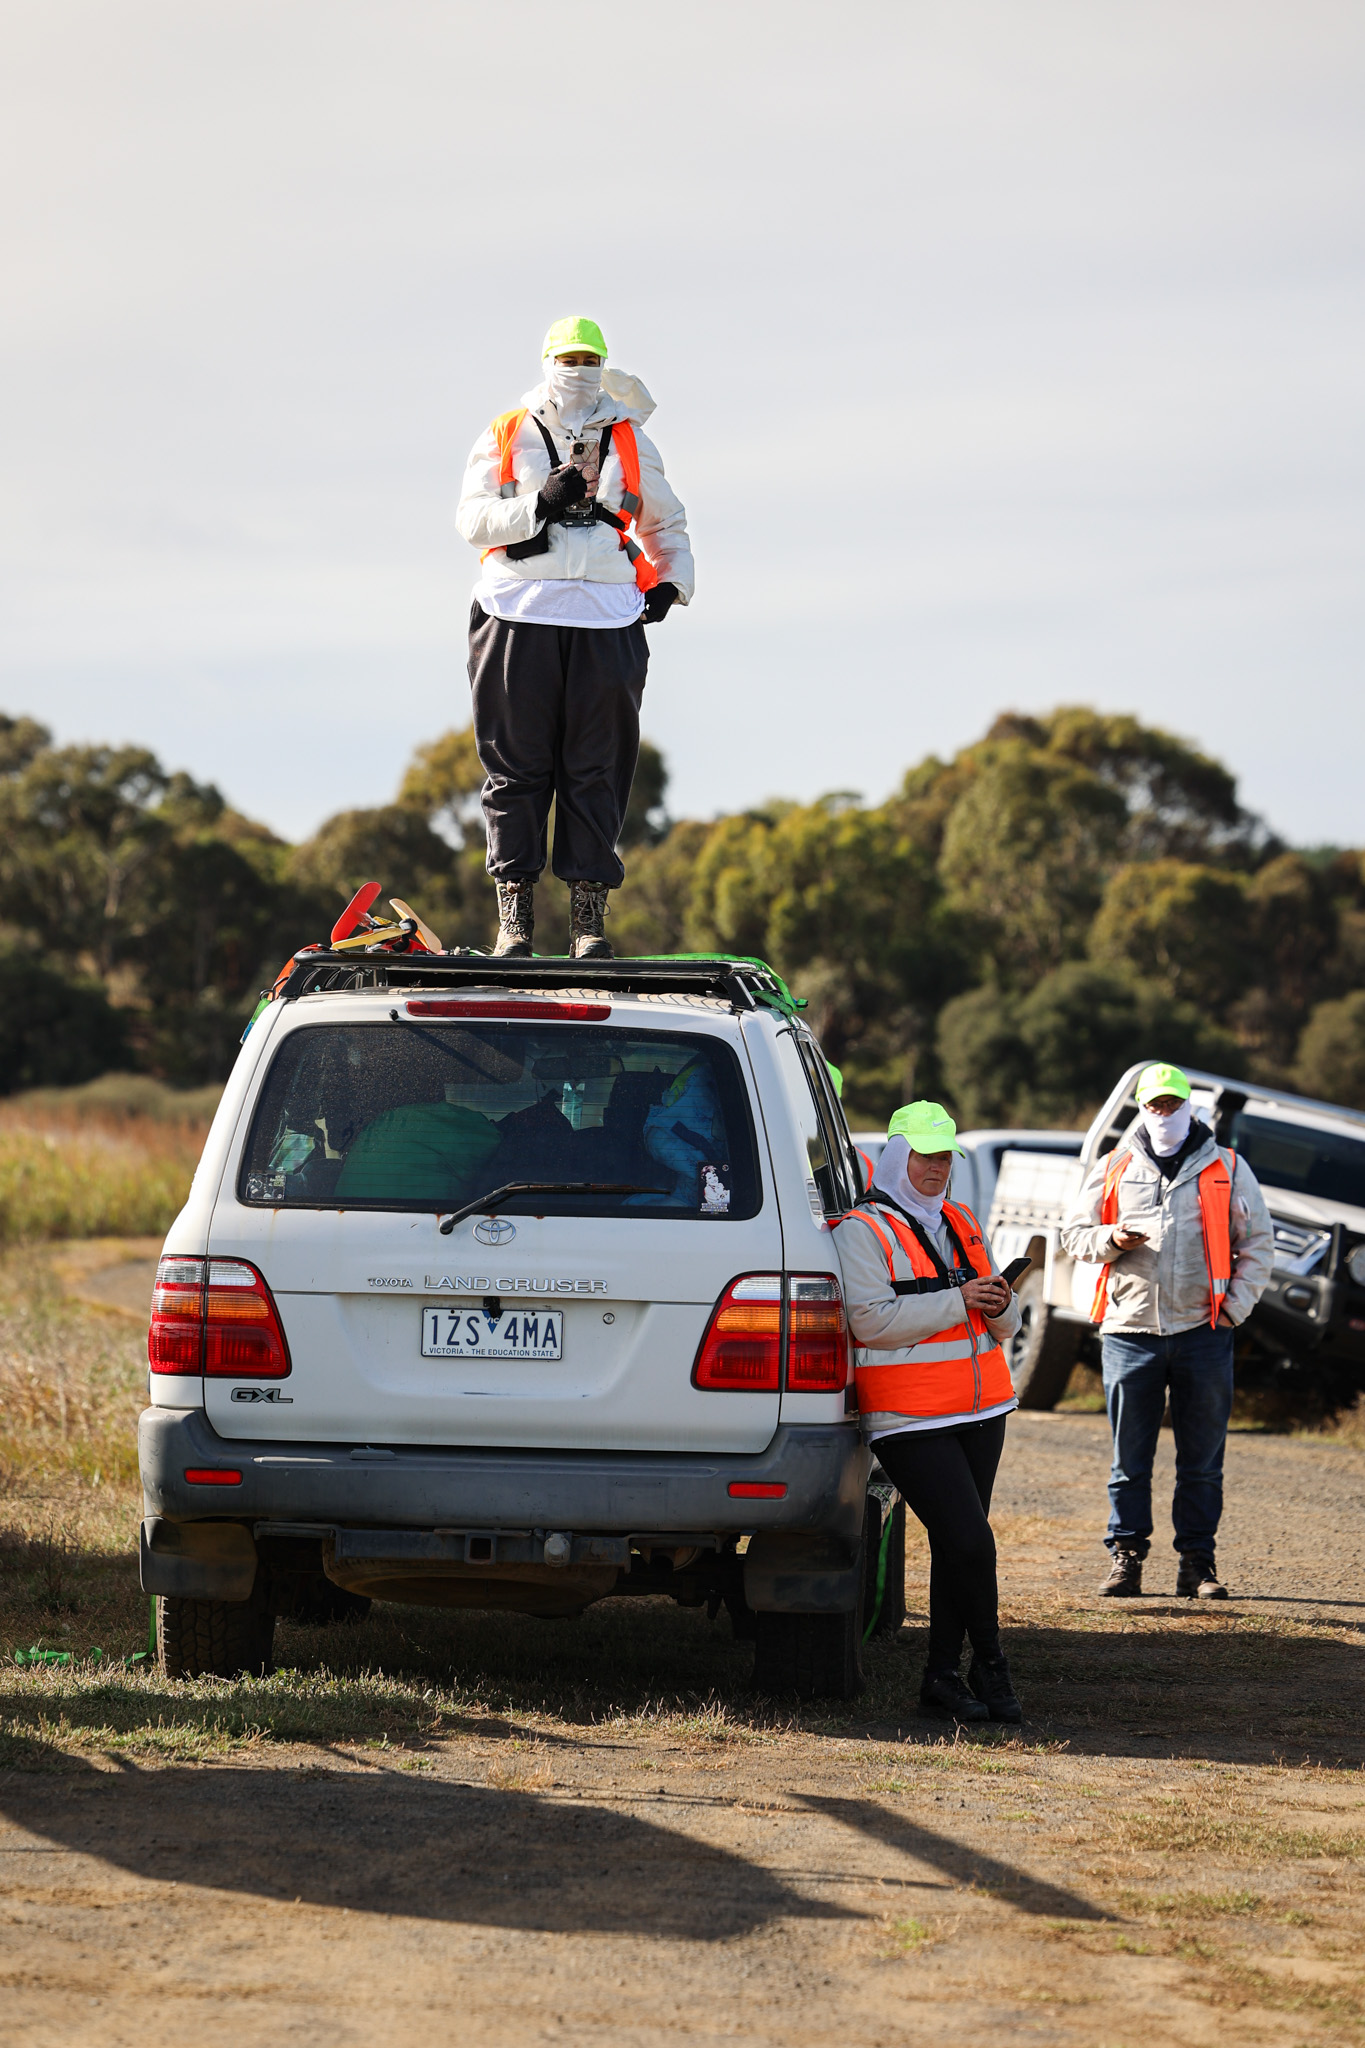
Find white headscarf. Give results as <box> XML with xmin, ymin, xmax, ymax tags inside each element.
<box><xmin>869</xmin><ymin>1134</ymin><xmax>949</xmax><ymax>1231</ymax></box>
<box><xmin>1141</xmin><ymin>1101</ymin><xmax>1193</xmax><ymax>1157</ymax></box>
<box><xmin>545</xmin><ymin>358</ymin><xmax>603</xmax><ymax>432</ymax></box>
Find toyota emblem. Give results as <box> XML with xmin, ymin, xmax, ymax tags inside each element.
<box><xmin>473</xmin><ymin>1216</ymin><xmax>517</xmax><ymax>1246</ymax></box>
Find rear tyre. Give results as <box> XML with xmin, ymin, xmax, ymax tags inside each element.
<box><xmin>1009</xmin><ymin>1270</ymin><xmax>1083</xmax><ymax>1410</ymax></box>
<box><xmin>158</xmin><ymin>1584</ymin><xmax>275</xmax><ymax>1679</ymax></box>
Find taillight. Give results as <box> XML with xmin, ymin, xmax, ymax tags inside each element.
<box><xmin>205</xmin><ymin>1260</ymin><xmax>291</xmax><ymax>1378</ymax></box>
<box><xmin>692</xmin><ymin>1273</ymin><xmax>849</xmax><ymax>1392</ymax></box>
<box><xmin>692</xmin><ymin>1274</ymin><xmax>782</xmax><ymax>1390</ymax></box>
<box><xmin>148</xmin><ymin>1256</ymin><xmax>291</xmax><ymax>1379</ymax></box>
<box><xmin>149</xmin><ymin>1257</ymin><xmax>205</xmax><ymax>1373</ymax></box>
<box><xmin>787</xmin><ymin>1273</ymin><xmax>849</xmax><ymax>1391</ymax></box>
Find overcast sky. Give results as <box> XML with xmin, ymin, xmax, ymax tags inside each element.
<box><xmin>1</xmin><ymin>1</ymin><xmax>1362</xmax><ymax>847</ymax></box>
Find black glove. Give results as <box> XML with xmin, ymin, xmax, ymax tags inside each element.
<box><xmin>535</xmin><ymin>465</ymin><xmax>587</xmax><ymax>521</ymax></box>
<box><xmin>641</xmin><ymin>582</ymin><xmax>678</xmax><ymax>624</ymax></box>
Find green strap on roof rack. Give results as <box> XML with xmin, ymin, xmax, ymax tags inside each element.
<box><xmin>629</xmin><ymin>955</ymin><xmax>808</xmax><ymax>1017</ymax></box>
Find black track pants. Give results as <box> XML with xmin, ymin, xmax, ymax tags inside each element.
<box><xmin>873</xmin><ymin>1413</ymin><xmax>1008</xmax><ymax>1672</ymax></box>
<box><xmin>468</xmin><ymin>602</ymin><xmax>648</xmax><ymax>887</ymax></box>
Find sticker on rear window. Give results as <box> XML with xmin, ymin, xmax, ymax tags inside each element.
<box><xmin>701</xmin><ymin>1163</ymin><xmax>731</xmax><ymax>1214</ymax></box>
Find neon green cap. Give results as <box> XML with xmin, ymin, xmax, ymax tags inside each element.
<box><xmin>541</xmin><ymin>315</ymin><xmax>608</xmax><ymax>362</ymax></box>
<box><xmin>825</xmin><ymin>1062</ymin><xmax>843</xmax><ymax>1099</ymax></box>
<box><xmin>1134</xmin><ymin>1062</ymin><xmax>1191</xmax><ymax>1107</ymax></box>
<box><xmin>887</xmin><ymin>1100</ymin><xmax>965</xmax><ymax>1156</ymax></box>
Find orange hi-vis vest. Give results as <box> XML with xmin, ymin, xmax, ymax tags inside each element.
<box><xmin>1089</xmin><ymin>1145</ymin><xmax>1237</xmax><ymax>1327</ymax></box>
<box><xmin>833</xmin><ymin>1199</ymin><xmax>1015</xmax><ymax>1423</ymax></box>
<box><xmin>481</xmin><ymin>408</ymin><xmax>660</xmax><ymax>591</ymax></box>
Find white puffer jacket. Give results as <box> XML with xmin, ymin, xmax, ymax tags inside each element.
<box><xmin>455</xmin><ymin>369</ymin><xmax>694</xmax><ymax>601</ymax></box>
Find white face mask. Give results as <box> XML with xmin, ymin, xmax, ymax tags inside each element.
<box><xmin>545</xmin><ymin>358</ymin><xmax>603</xmax><ymax>430</ymax></box>
<box><xmin>1141</xmin><ymin>1101</ymin><xmax>1193</xmax><ymax>1156</ymax></box>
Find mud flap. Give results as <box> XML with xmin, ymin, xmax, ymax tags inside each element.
<box><xmin>140</xmin><ymin>1518</ymin><xmax>258</xmax><ymax>1601</ymax></box>
<box><xmin>742</xmin><ymin>1531</ymin><xmax>860</xmax><ymax>1614</ymax></box>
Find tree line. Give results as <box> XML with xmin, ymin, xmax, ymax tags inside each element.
<box><xmin>2</xmin><ymin>706</ymin><xmax>1362</xmax><ymax>1124</ymax></box>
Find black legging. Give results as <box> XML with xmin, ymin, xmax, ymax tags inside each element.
<box><xmin>873</xmin><ymin>1413</ymin><xmax>1007</xmax><ymax>1672</ymax></box>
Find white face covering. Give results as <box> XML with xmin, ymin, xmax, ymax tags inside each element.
<box><xmin>1141</xmin><ymin>1100</ymin><xmax>1193</xmax><ymax>1156</ymax></box>
<box><xmin>545</xmin><ymin>358</ymin><xmax>603</xmax><ymax>431</ymax></box>
<box><xmin>870</xmin><ymin>1134</ymin><xmax>951</xmax><ymax>1230</ymax></box>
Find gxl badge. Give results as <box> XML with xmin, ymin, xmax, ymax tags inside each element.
<box><xmin>473</xmin><ymin>1216</ymin><xmax>517</xmax><ymax>1247</ymax></box>
<box><xmin>231</xmin><ymin>1387</ymin><xmax>293</xmax><ymax>1403</ymax></box>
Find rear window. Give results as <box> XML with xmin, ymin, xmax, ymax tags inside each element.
<box><xmin>239</xmin><ymin>1021</ymin><xmax>762</xmax><ymax>1220</ymax></box>
<box><xmin>1226</xmin><ymin>1111</ymin><xmax>1365</xmax><ymax>1210</ymax></box>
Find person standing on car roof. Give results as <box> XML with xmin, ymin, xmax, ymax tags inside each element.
<box><xmin>456</xmin><ymin>317</ymin><xmax>694</xmax><ymax>962</ymax></box>
<box><xmin>833</xmin><ymin>1101</ymin><xmax>1025</xmax><ymax>1729</ymax></box>
<box><xmin>1060</xmin><ymin>1062</ymin><xmax>1274</xmax><ymax>1600</ymax></box>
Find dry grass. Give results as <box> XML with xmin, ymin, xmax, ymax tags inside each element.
<box><xmin>0</xmin><ymin>1075</ymin><xmax>216</xmax><ymax>1245</ymax></box>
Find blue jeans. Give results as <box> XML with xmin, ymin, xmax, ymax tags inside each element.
<box><xmin>1100</xmin><ymin>1325</ymin><xmax>1235</xmax><ymax>1558</ymax></box>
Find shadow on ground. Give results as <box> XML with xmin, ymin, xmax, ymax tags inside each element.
<box><xmin>0</xmin><ymin>1739</ymin><xmax>855</xmax><ymax>1937</ymax></box>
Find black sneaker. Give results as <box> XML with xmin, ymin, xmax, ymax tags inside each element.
<box><xmin>967</xmin><ymin>1651</ymin><xmax>1023</xmax><ymax>1724</ymax></box>
<box><xmin>1176</xmin><ymin>1552</ymin><xmax>1228</xmax><ymax>1599</ymax></box>
<box><xmin>919</xmin><ymin>1669</ymin><xmax>990</xmax><ymax>1725</ymax></box>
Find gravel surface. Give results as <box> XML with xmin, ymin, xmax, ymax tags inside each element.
<box><xmin>2</xmin><ymin>1412</ymin><xmax>1362</xmax><ymax>2045</ymax></box>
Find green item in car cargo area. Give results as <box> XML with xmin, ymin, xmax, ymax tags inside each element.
<box><xmin>334</xmin><ymin>1101</ymin><xmax>501</xmax><ymax>1202</ymax></box>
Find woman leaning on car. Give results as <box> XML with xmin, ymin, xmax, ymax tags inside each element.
<box><xmin>834</xmin><ymin>1101</ymin><xmax>1024</xmax><ymax>1727</ymax></box>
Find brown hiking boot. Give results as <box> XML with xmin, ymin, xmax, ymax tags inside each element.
<box><xmin>493</xmin><ymin>880</ymin><xmax>534</xmax><ymax>958</ymax></box>
<box><xmin>1098</xmin><ymin>1547</ymin><xmax>1144</xmax><ymax>1597</ymax></box>
<box><xmin>1176</xmin><ymin>1553</ymin><xmax>1228</xmax><ymax>1600</ymax></box>
<box><xmin>569</xmin><ymin>880</ymin><xmax>612</xmax><ymax>960</ymax></box>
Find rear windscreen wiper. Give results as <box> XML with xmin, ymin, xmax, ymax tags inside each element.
<box><xmin>438</xmin><ymin>1182</ymin><xmax>670</xmax><ymax>1235</ymax></box>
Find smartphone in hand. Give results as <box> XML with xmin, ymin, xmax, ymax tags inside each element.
<box><xmin>1000</xmin><ymin>1255</ymin><xmax>1032</xmax><ymax>1287</ymax></box>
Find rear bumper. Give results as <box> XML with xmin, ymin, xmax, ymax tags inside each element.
<box><xmin>138</xmin><ymin>1407</ymin><xmax>869</xmax><ymax>1546</ymax></box>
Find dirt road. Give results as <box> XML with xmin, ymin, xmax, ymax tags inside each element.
<box><xmin>2</xmin><ymin>1413</ymin><xmax>1362</xmax><ymax>2046</ymax></box>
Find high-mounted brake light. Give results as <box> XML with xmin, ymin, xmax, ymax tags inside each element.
<box><xmin>148</xmin><ymin>1256</ymin><xmax>291</xmax><ymax>1379</ymax></box>
<box><xmin>786</xmin><ymin>1274</ymin><xmax>850</xmax><ymax>1391</ymax></box>
<box><xmin>404</xmin><ymin>999</ymin><xmax>611</xmax><ymax>1021</ymax></box>
<box><xmin>692</xmin><ymin>1273</ymin><xmax>849</xmax><ymax>1393</ymax></box>
<box><xmin>692</xmin><ymin>1275</ymin><xmax>782</xmax><ymax>1391</ymax></box>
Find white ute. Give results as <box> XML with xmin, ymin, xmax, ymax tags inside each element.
<box><xmin>139</xmin><ymin>955</ymin><xmax>905</xmax><ymax>1698</ymax></box>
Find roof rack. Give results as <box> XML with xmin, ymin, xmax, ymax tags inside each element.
<box><xmin>275</xmin><ymin>951</ymin><xmax>808</xmax><ymax>1018</ymax></box>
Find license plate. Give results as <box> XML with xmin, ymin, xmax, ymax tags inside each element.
<box><xmin>421</xmin><ymin>1307</ymin><xmax>564</xmax><ymax>1360</ymax></box>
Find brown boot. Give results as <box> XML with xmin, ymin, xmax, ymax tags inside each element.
<box><xmin>1098</xmin><ymin>1546</ymin><xmax>1144</xmax><ymax>1597</ymax></box>
<box><xmin>569</xmin><ymin>881</ymin><xmax>612</xmax><ymax>960</ymax></box>
<box><xmin>492</xmin><ymin>880</ymin><xmax>534</xmax><ymax>958</ymax></box>
<box><xmin>1176</xmin><ymin>1552</ymin><xmax>1228</xmax><ymax>1599</ymax></box>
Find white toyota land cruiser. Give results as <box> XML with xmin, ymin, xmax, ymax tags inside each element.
<box><xmin>139</xmin><ymin>954</ymin><xmax>905</xmax><ymax>1699</ymax></box>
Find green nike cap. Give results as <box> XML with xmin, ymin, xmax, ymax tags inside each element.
<box><xmin>541</xmin><ymin>315</ymin><xmax>608</xmax><ymax>361</ymax></box>
<box><xmin>1134</xmin><ymin>1062</ymin><xmax>1191</xmax><ymax>1106</ymax></box>
<box><xmin>886</xmin><ymin>1099</ymin><xmax>965</xmax><ymax>1156</ymax></box>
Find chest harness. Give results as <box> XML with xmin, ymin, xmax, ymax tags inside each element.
<box><xmin>481</xmin><ymin>409</ymin><xmax>659</xmax><ymax>591</ymax></box>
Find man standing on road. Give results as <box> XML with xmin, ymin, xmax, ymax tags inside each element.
<box><xmin>1060</xmin><ymin>1063</ymin><xmax>1274</xmax><ymax>1599</ymax></box>
<box><xmin>456</xmin><ymin>317</ymin><xmax>694</xmax><ymax>961</ymax></box>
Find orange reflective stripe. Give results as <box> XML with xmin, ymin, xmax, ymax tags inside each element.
<box><xmin>1089</xmin><ymin>1149</ymin><xmax>1134</xmax><ymax>1324</ymax></box>
<box><xmin>479</xmin><ymin>409</ymin><xmax>531</xmax><ymax>564</ymax></box>
<box><xmin>492</xmin><ymin>407</ymin><xmax>527</xmax><ymax>488</ymax></box>
<box><xmin>608</xmin><ymin>421</ymin><xmax>659</xmax><ymax>591</ymax></box>
<box><xmin>832</xmin><ymin>1207</ymin><xmax>899</xmax><ymax>1285</ymax></box>
<box><xmin>1197</xmin><ymin>1149</ymin><xmax>1236</xmax><ymax>1328</ymax></box>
